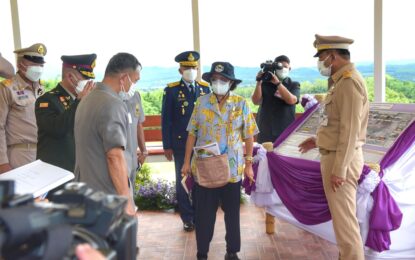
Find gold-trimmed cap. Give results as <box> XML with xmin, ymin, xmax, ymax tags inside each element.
<box><xmin>14</xmin><ymin>43</ymin><xmax>47</xmax><ymax>64</ymax></box>
<box><xmin>61</xmin><ymin>54</ymin><xmax>97</xmax><ymax>79</ymax></box>
<box><xmin>313</xmin><ymin>34</ymin><xmax>354</xmax><ymax>57</ymax></box>
<box><xmin>175</xmin><ymin>51</ymin><xmax>200</xmax><ymax>67</ymax></box>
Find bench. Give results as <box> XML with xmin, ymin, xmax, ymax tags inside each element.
<box><xmin>142</xmin><ymin>115</ymin><xmax>164</xmax><ymax>155</ymax></box>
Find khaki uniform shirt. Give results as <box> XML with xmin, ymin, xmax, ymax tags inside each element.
<box><xmin>316</xmin><ymin>63</ymin><xmax>369</xmax><ymax>178</ymax></box>
<box><xmin>0</xmin><ymin>74</ymin><xmax>43</xmax><ymax>164</ymax></box>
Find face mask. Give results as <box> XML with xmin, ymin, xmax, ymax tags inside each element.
<box><xmin>211</xmin><ymin>79</ymin><xmax>230</xmax><ymax>95</ymax></box>
<box><xmin>127</xmin><ymin>75</ymin><xmax>137</xmax><ymax>98</ymax></box>
<box><xmin>119</xmin><ymin>75</ymin><xmax>135</xmax><ymax>101</ymax></box>
<box><xmin>75</xmin><ymin>80</ymin><xmax>89</xmax><ymax>94</ymax></box>
<box><xmin>25</xmin><ymin>66</ymin><xmax>43</xmax><ymax>82</ymax></box>
<box><xmin>119</xmin><ymin>80</ymin><xmax>130</xmax><ymax>101</ymax></box>
<box><xmin>182</xmin><ymin>69</ymin><xmax>197</xmax><ymax>82</ymax></box>
<box><xmin>317</xmin><ymin>55</ymin><xmax>332</xmax><ymax>77</ymax></box>
<box><xmin>118</xmin><ymin>85</ymin><xmax>129</xmax><ymax>101</ymax></box>
<box><xmin>276</xmin><ymin>67</ymin><xmax>289</xmax><ymax>79</ymax></box>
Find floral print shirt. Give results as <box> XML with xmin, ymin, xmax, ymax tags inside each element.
<box><xmin>187</xmin><ymin>92</ymin><xmax>259</xmax><ymax>182</ymax></box>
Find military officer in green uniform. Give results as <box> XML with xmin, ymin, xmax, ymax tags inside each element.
<box><xmin>161</xmin><ymin>51</ymin><xmax>210</xmax><ymax>231</ymax></box>
<box><xmin>0</xmin><ymin>43</ymin><xmax>47</xmax><ymax>173</ymax></box>
<box><xmin>35</xmin><ymin>54</ymin><xmax>96</xmax><ymax>172</ymax></box>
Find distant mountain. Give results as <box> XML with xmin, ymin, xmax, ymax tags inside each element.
<box><xmin>43</xmin><ymin>63</ymin><xmax>415</xmax><ymax>90</ymax></box>
<box><xmin>231</xmin><ymin>63</ymin><xmax>415</xmax><ymax>87</ymax></box>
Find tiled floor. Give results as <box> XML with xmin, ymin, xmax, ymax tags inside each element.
<box><xmin>137</xmin><ymin>202</ymin><xmax>338</xmax><ymax>260</ymax></box>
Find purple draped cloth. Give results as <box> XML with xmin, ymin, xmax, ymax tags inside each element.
<box><xmin>242</xmin><ymin>104</ymin><xmax>320</xmax><ymax>194</ymax></box>
<box><xmin>243</xmin><ymin>103</ymin><xmax>411</xmax><ymax>252</ymax></box>
<box><xmin>358</xmin><ymin>121</ymin><xmax>415</xmax><ymax>251</ymax></box>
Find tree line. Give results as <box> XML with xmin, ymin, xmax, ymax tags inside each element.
<box><xmin>39</xmin><ymin>75</ymin><xmax>415</xmax><ymax>115</ymax></box>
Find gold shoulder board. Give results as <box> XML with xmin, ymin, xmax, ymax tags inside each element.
<box><xmin>1</xmin><ymin>79</ymin><xmax>12</xmax><ymax>87</ymax></box>
<box><xmin>343</xmin><ymin>70</ymin><xmax>353</xmax><ymax>79</ymax></box>
<box><xmin>197</xmin><ymin>80</ymin><xmax>209</xmax><ymax>87</ymax></box>
<box><xmin>167</xmin><ymin>81</ymin><xmax>181</xmax><ymax>88</ymax></box>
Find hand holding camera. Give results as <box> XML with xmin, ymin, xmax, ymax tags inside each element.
<box><xmin>259</xmin><ymin>60</ymin><xmax>283</xmax><ymax>81</ymax></box>
<box><xmin>255</xmin><ymin>71</ymin><xmax>264</xmax><ymax>82</ymax></box>
<box><xmin>269</xmin><ymin>72</ymin><xmax>280</xmax><ymax>86</ymax></box>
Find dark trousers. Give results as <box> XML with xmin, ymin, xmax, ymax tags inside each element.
<box><xmin>194</xmin><ymin>181</ymin><xmax>241</xmax><ymax>257</ymax></box>
<box><xmin>173</xmin><ymin>150</ymin><xmax>194</xmax><ymax>223</ymax></box>
<box><xmin>257</xmin><ymin>132</ymin><xmax>278</xmax><ymax>144</ymax></box>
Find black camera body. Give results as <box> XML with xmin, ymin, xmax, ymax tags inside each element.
<box><xmin>0</xmin><ymin>181</ymin><xmax>137</xmax><ymax>260</ymax></box>
<box><xmin>260</xmin><ymin>60</ymin><xmax>283</xmax><ymax>81</ymax></box>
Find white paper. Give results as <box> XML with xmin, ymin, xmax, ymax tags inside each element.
<box><xmin>193</xmin><ymin>142</ymin><xmax>220</xmax><ymax>158</ymax></box>
<box><xmin>0</xmin><ymin>160</ymin><xmax>74</xmax><ymax>198</ymax></box>
<box><xmin>181</xmin><ymin>175</ymin><xmax>189</xmax><ymax>194</ymax></box>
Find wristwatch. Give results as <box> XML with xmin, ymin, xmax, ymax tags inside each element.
<box><xmin>244</xmin><ymin>156</ymin><xmax>254</xmax><ymax>163</ymax></box>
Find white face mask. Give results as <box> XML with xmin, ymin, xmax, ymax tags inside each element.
<box><xmin>118</xmin><ymin>86</ymin><xmax>128</xmax><ymax>101</ymax></box>
<box><xmin>182</xmin><ymin>69</ymin><xmax>197</xmax><ymax>82</ymax></box>
<box><xmin>276</xmin><ymin>67</ymin><xmax>289</xmax><ymax>80</ymax></box>
<box><xmin>75</xmin><ymin>80</ymin><xmax>89</xmax><ymax>94</ymax></box>
<box><xmin>317</xmin><ymin>55</ymin><xmax>332</xmax><ymax>77</ymax></box>
<box><xmin>119</xmin><ymin>75</ymin><xmax>135</xmax><ymax>101</ymax></box>
<box><xmin>211</xmin><ymin>79</ymin><xmax>230</xmax><ymax>95</ymax></box>
<box><xmin>25</xmin><ymin>66</ymin><xmax>43</xmax><ymax>82</ymax></box>
<box><xmin>127</xmin><ymin>83</ymin><xmax>136</xmax><ymax>98</ymax></box>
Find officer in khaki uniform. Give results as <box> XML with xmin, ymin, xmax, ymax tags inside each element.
<box><xmin>299</xmin><ymin>34</ymin><xmax>369</xmax><ymax>260</ymax></box>
<box><xmin>35</xmin><ymin>54</ymin><xmax>96</xmax><ymax>172</ymax></box>
<box><xmin>0</xmin><ymin>43</ymin><xmax>47</xmax><ymax>173</ymax></box>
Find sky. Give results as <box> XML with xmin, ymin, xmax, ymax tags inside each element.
<box><xmin>1</xmin><ymin>0</ymin><xmax>414</xmax><ymax>79</ymax></box>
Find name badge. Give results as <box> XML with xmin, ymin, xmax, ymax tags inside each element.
<box><xmin>127</xmin><ymin>113</ymin><xmax>132</xmax><ymax>124</ymax></box>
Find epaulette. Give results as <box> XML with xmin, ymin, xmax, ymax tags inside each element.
<box><xmin>167</xmin><ymin>81</ymin><xmax>181</xmax><ymax>88</ymax></box>
<box><xmin>1</xmin><ymin>79</ymin><xmax>13</xmax><ymax>87</ymax></box>
<box><xmin>342</xmin><ymin>70</ymin><xmax>353</xmax><ymax>79</ymax></box>
<box><xmin>197</xmin><ymin>80</ymin><xmax>209</xmax><ymax>87</ymax></box>
<box><xmin>48</xmin><ymin>86</ymin><xmax>63</xmax><ymax>95</ymax></box>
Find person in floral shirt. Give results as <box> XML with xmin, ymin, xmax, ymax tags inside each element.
<box><xmin>182</xmin><ymin>62</ymin><xmax>259</xmax><ymax>260</ymax></box>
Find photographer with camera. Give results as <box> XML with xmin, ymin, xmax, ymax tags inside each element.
<box><xmin>251</xmin><ymin>55</ymin><xmax>300</xmax><ymax>143</ymax></box>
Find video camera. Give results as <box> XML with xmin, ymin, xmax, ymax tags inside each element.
<box><xmin>0</xmin><ymin>180</ymin><xmax>137</xmax><ymax>260</ymax></box>
<box><xmin>260</xmin><ymin>60</ymin><xmax>283</xmax><ymax>82</ymax></box>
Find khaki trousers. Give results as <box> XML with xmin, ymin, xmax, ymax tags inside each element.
<box><xmin>320</xmin><ymin>148</ymin><xmax>364</xmax><ymax>260</ymax></box>
<box><xmin>7</xmin><ymin>145</ymin><xmax>36</xmax><ymax>169</ymax></box>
